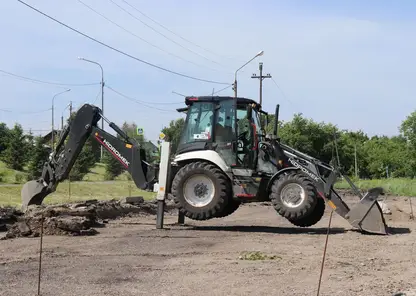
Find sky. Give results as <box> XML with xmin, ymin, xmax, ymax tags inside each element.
<box><xmin>0</xmin><ymin>0</ymin><xmax>415</xmax><ymax>142</ymax></box>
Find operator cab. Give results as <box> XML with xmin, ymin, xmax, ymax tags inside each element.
<box><xmin>176</xmin><ymin>96</ymin><xmax>264</xmax><ymax>170</ymax></box>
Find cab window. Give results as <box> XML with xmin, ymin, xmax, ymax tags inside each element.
<box><xmin>179</xmin><ymin>102</ymin><xmax>214</xmax><ymax>145</ymax></box>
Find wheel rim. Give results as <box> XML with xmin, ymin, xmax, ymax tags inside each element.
<box><xmin>280</xmin><ymin>183</ymin><xmax>306</xmax><ymax>208</ymax></box>
<box><xmin>183</xmin><ymin>174</ymin><xmax>215</xmax><ymax>207</ymax></box>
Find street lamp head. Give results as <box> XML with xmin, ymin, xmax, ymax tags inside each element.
<box><xmin>77</xmin><ymin>56</ymin><xmax>85</xmax><ymax>60</ymax></box>
<box><xmin>257</xmin><ymin>50</ymin><xmax>264</xmax><ymax>57</ymax></box>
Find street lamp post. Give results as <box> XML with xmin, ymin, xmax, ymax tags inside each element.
<box><xmin>52</xmin><ymin>89</ymin><xmax>71</xmax><ymax>149</ymax></box>
<box><xmin>233</xmin><ymin>50</ymin><xmax>264</xmax><ymax>98</ymax></box>
<box><xmin>231</xmin><ymin>50</ymin><xmax>264</xmax><ymax>166</ymax></box>
<box><xmin>78</xmin><ymin>57</ymin><xmax>105</xmax><ymax>161</ymax></box>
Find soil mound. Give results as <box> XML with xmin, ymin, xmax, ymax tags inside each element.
<box><xmin>0</xmin><ymin>198</ymin><xmax>175</xmax><ymax>240</ymax></box>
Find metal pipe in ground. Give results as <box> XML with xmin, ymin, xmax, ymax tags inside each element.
<box><xmin>37</xmin><ymin>215</ymin><xmax>44</xmax><ymax>296</ymax></box>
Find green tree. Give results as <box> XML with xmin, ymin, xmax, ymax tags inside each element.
<box><xmin>63</xmin><ymin>112</ymin><xmax>97</xmax><ymax>181</ymax></box>
<box><xmin>0</xmin><ymin>123</ymin><xmax>10</xmax><ymax>158</ymax></box>
<box><xmin>27</xmin><ymin>136</ymin><xmax>50</xmax><ymax>180</ymax></box>
<box><xmin>68</xmin><ymin>139</ymin><xmax>96</xmax><ymax>181</ymax></box>
<box><xmin>23</xmin><ymin>129</ymin><xmax>35</xmax><ymax>165</ymax></box>
<box><xmin>400</xmin><ymin>110</ymin><xmax>416</xmax><ymax>149</ymax></box>
<box><xmin>3</xmin><ymin>123</ymin><xmax>27</xmax><ymax>170</ymax></box>
<box><xmin>399</xmin><ymin>110</ymin><xmax>416</xmax><ymax>177</ymax></box>
<box><xmin>102</xmin><ymin>148</ymin><xmax>125</xmax><ymax>180</ymax></box>
<box><xmin>120</xmin><ymin>121</ymin><xmax>158</xmax><ymax>163</ymax></box>
<box><xmin>161</xmin><ymin>118</ymin><xmax>185</xmax><ymax>153</ymax></box>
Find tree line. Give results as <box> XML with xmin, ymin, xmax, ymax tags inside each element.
<box><xmin>0</xmin><ymin>109</ymin><xmax>414</xmax><ymax>183</ymax></box>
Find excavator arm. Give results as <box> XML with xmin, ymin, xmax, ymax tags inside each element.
<box><xmin>21</xmin><ymin>103</ymin><xmax>157</xmax><ymax>211</ymax></box>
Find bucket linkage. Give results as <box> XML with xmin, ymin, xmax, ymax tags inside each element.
<box><xmin>318</xmin><ymin>170</ymin><xmax>389</xmax><ymax>235</ymax></box>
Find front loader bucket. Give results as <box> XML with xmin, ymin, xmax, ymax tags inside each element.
<box><xmin>21</xmin><ymin>180</ymin><xmax>50</xmax><ymax>212</ymax></box>
<box><xmin>345</xmin><ymin>187</ymin><xmax>388</xmax><ymax>235</ymax></box>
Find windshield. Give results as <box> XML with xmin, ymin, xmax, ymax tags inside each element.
<box><xmin>179</xmin><ymin>102</ymin><xmax>214</xmax><ymax>145</ymax></box>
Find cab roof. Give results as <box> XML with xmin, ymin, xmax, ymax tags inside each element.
<box><xmin>175</xmin><ymin>96</ymin><xmax>262</xmax><ymax>113</ymax></box>
<box><xmin>184</xmin><ymin>95</ymin><xmax>259</xmax><ymax>107</ymax></box>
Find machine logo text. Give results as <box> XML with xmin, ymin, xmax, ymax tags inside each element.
<box><xmin>288</xmin><ymin>158</ymin><xmax>320</xmax><ymax>181</ymax></box>
<box><xmin>103</xmin><ymin>139</ymin><xmax>130</xmax><ymax>166</ymax></box>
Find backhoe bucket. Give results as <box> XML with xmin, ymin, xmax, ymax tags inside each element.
<box><xmin>21</xmin><ymin>180</ymin><xmax>50</xmax><ymax>211</ymax></box>
<box><xmin>345</xmin><ymin>187</ymin><xmax>388</xmax><ymax>235</ymax></box>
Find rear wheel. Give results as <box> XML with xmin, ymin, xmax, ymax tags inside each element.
<box><xmin>215</xmin><ymin>198</ymin><xmax>241</xmax><ymax>218</ymax></box>
<box><xmin>287</xmin><ymin>197</ymin><xmax>326</xmax><ymax>227</ymax></box>
<box><xmin>171</xmin><ymin>161</ymin><xmax>231</xmax><ymax>220</ymax></box>
<box><xmin>270</xmin><ymin>171</ymin><xmax>318</xmax><ymax>220</ymax></box>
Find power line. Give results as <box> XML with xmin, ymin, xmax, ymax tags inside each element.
<box><xmin>0</xmin><ymin>69</ymin><xmax>99</xmax><ymax>87</ymax></box>
<box><xmin>0</xmin><ymin>107</ymin><xmax>52</xmax><ymax>114</ymax></box>
<box><xmin>119</xmin><ymin>0</ymin><xmax>240</xmax><ymax>63</ymax></box>
<box><xmin>105</xmin><ymin>85</ymin><xmax>183</xmax><ymax>105</ymax></box>
<box><xmin>105</xmin><ymin>85</ymin><xmax>181</xmax><ymax>112</ymax></box>
<box><xmin>212</xmin><ymin>84</ymin><xmax>233</xmax><ymax>95</ymax></box>
<box><xmin>270</xmin><ymin>77</ymin><xmax>297</xmax><ymax>108</ymax></box>
<box><xmin>16</xmin><ymin>0</ymin><xmax>231</xmax><ymax>85</ymax></box>
<box><xmin>108</xmin><ymin>0</ymin><xmax>230</xmax><ymax>72</ymax></box>
<box><xmin>76</xmin><ymin>0</ymin><xmax>224</xmax><ymax>74</ymax></box>
<box><xmin>92</xmin><ymin>87</ymin><xmax>102</xmax><ymax>105</ymax></box>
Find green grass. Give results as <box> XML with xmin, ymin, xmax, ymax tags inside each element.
<box><xmin>82</xmin><ymin>162</ymin><xmax>131</xmax><ymax>182</ymax></box>
<box><xmin>335</xmin><ymin>178</ymin><xmax>416</xmax><ymax>196</ymax></box>
<box><xmin>0</xmin><ymin>181</ymin><xmax>156</xmax><ymax>207</ymax></box>
<box><xmin>0</xmin><ymin>161</ymin><xmax>156</xmax><ymax>207</ymax></box>
<box><xmin>0</xmin><ymin>161</ymin><xmax>28</xmax><ymax>184</ymax></box>
<box><xmin>238</xmin><ymin>251</ymin><xmax>281</xmax><ymax>261</ymax></box>
<box><xmin>0</xmin><ymin>161</ymin><xmax>131</xmax><ymax>184</ymax></box>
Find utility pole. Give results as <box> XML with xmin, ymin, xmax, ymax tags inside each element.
<box><xmin>61</xmin><ymin>101</ymin><xmax>73</xmax><ymax>130</ymax></box>
<box><xmin>51</xmin><ymin>89</ymin><xmax>71</xmax><ymax>150</ymax></box>
<box><xmin>251</xmin><ymin>62</ymin><xmax>272</xmax><ymax>106</ymax></box>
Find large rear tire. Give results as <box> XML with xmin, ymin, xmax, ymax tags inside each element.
<box><xmin>214</xmin><ymin>198</ymin><xmax>241</xmax><ymax>218</ymax></box>
<box><xmin>287</xmin><ymin>196</ymin><xmax>326</xmax><ymax>227</ymax></box>
<box><xmin>270</xmin><ymin>171</ymin><xmax>318</xmax><ymax>220</ymax></box>
<box><xmin>171</xmin><ymin>161</ymin><xmax>231</xmax><ymax>220</ymax></box>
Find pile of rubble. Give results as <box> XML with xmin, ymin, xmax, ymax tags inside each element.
<box><xmin>0</xmin><ymin>197</ymin><xmax>175</xmax><ymax>240</ymax></box>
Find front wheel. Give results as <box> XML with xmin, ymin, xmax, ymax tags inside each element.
<box><xmin>214</xmin><ymin>198</ymin><xmax>241</xmax><ymax>218</ymax></box>
<box><xmin>171</xmin><ymin>161</ymin><xmax>231</xmax><ymax>220</ymax></box>
<box><xmin>270</xmin><ymin>171</ymin><xmax>318</xmax><ymax>220</ymax></box>
<box><xmin>287</xmin><ymin>197</ymin><xmax>326</xmax><ymax>227</ymax></box>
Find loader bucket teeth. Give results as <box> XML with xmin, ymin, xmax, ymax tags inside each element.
<box><xmin>345</xmin><ymin>187</ymin><xmax>389</xmax><ymax>235</ymax></box>
<box><xmin>21</xmin><ymin>180</ymin><xmax>50</xmax><ymax>212</ymax></box>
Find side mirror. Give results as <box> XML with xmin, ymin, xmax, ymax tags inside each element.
<box><xmin>231</xmin><ymin>140</ymin><xmax>238</xmax><ymax>153</ymax></box>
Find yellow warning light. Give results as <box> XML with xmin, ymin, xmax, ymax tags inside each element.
<box><xmin>327</xmin><ymin>200</ymin><xmax>337</xmax><ymax>210</ymax></box>
<box><xmin>126</xmin><ymin>144</ymin><xmax>132</xmax><ymax>149</ymax></box>
<box><xmin>95</xmin><ymin>132</ymin><xmax>98</xmax><ymax>136</ymax></box>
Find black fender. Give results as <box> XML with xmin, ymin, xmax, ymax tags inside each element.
<box><xmin>266</xmin><ymin>167</ymin><xmax>299</xmax><ymax>192</ymax></box>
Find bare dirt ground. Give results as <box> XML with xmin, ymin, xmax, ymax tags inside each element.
<box><xmin>1</xmin><ymin>193</ymin><xmax>415</xmax><ymax>296</ymax></box>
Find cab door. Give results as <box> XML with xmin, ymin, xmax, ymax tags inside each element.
<box><xmin>246</xmin><ymin>104</ymin><xmax>261</xmax><ymax>170</ymax></box>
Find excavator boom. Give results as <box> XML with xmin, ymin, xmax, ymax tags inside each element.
<box><xmin>21</xmin><ymin>103</ymin><xmax>156</xmax><ymax>211</ymax></box>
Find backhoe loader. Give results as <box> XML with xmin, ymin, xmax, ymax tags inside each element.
<box><xmin>21</xmin><ymin>96</ymin><xmax>389</xmax><ymax>235</ymax></box>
